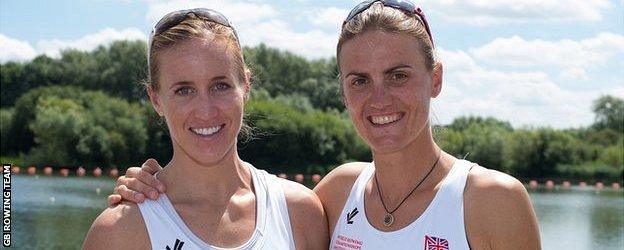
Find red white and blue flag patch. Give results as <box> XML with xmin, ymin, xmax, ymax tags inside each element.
<box><xmin>424</xmin><ymin>235</ymin><xmax>449</xmax><ymax>250</ymax></box>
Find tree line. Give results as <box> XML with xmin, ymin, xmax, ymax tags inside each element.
<box><xmin>1</xmin><ymin>40</ymin><xmax>622</xmax><ymax>181</ymax></box>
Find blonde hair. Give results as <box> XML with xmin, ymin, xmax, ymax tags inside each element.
<box><xmin>147</xmin><ymin>13</ymin><xmax>248</xmax><ymax>90</ymax></box>
<box><xmin>337</xmin><ymin>2</ymin><xmax>436</xmax><ymax>71</ymax></box>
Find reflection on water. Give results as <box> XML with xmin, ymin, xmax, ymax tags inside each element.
<box><xmin>10</xmin><ymin>175</ymin><xmax>624</xmax><ymax>249</ymax></box>
<box><xmin>12</xmin><ymin>175</ymin><xmax>113</xmax><ymax>249</ymax></box>
<box><xmin>530</xmin><ymin>188</ymin><xmax>624</xmax><ymax>250</ymax></box>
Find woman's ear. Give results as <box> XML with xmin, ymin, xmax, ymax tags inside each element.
<box><xmin>431</xmin><ymin>63</ymin><xmax>443</xmax><ymax>98</ymax></box>
<box><xmin>146</xmin><ymin>84</ymin><xmax>164</xmax><ymax>117</ymax></box>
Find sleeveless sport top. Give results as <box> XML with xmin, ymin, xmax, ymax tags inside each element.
<box><xmin>137</xmin><ymin>163</ymin><xmax>296</xmax><ymax>250</ymax></box>
<box><xmin>330</xmin><ymin>160</ymin><xmax>473</xmax><ymax>250</ymax></box>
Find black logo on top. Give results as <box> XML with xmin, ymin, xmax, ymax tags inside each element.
<box><xmin>347</xmin><ymin>207</ymin><xmax>359</xmax><ymax>224</ymax></box>
<box><xmin>166</xmin><ymin>239</ymin><xmax>184</xmax><ymax>250</ymax></box>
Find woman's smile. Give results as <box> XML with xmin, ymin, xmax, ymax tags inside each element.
<box><xmin>189</xmin><ymin>124</ymin><xmax>226</xmax><ymax>137</ymax></box>
<box><xmin>367</xmin><ymin>112</ymin><xmax>405</xmax><ymax>126</ymax></box>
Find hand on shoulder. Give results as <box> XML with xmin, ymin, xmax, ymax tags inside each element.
<box><xmin>464</xmin><ymin>166</ymin><xmax>541</xmax><ymax>250</ymax></box>
<box><xmin>83</xmin><ymin>201</ymin><xmax>150</xmax><ymax>250</ymax></box>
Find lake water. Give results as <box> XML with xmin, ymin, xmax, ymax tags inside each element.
<box><xmin>8</xmin><ymin>175</ymin><xmax>624</xmax><ymax>249</ymax></box>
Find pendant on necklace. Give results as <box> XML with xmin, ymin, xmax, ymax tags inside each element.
<box><xmin>383</xmin><ymin>213</ymin><xmax>394</xmax><ymax>227</ymax></box>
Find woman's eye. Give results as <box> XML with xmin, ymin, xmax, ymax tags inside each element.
<box><xmin>391</xmin><ymin>73</ymin><xmax>408</xmax><ymax>82</ymax></box>
<box><xmin>212</xmin><ymin>82</ymin><xmax>231</xmax><ymax>92</ymax></box>
<box><xmin>175</xmin><ymin>86</ymin><xmax>196</xmax><ymax>96</ymax></box>
<box><xmin>352</xmin><ymin>78</ymin><xmax>368</xmax><ymax>87</ymax></box>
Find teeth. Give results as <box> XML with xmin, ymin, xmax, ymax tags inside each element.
<box><xmin>191</xmin><ymin>125</ymin><xmax>222</xmax><ymax>136</ymax></box>
<box><xmin>371</xmin><ymin>114</ymin><xmax>401</xmax><ymax>125</ymax></box>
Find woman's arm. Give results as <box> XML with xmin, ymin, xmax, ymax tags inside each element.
<box><xmin>281</xmin><ymin>179</ymin><xmax>329</xmax><ymax>249</ymax></box>
<box><xmin>83</xmin><ymin>202</ymin><xmax>151</xmax><ymax>249</ymax></box>
<box><xmin>464</xmin><ymin>166</ymin><xmax>541</xmax><ymax>250</ymax></box>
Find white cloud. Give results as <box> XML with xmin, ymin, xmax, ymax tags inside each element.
<box><xmin>0</xmin><ymin>34</ymin><xmax>38</xmax><ymax>63</ymax></box>
<box><xmin>144</xmin><ymin>0</ymin><xmax>277</xmax><ymax>27</ymax></box>
<box><xmin>559</xmin><ymin>67</ymin><xmax>589</xmax><ymax>81</ymax></box>
<box><xmin>0</xmin><ymin>28</ymin><xmax>146</xmax><ymax>62</ymax></box>
<box><xmin>434</xmin><ymin>47</ymin><xmax>615</xmax><ymax>128</ymax></box>
<box><xmin>308</xmin><ymin>7</ymin><xmax>349</xmax><ymax>30</ymax></box>
<box><xmin>144</xmin><ymin>0</ymin><xmax>338</xmax><ymax>59</ymax></box>
<box><xmin>36</xmin><ymin>28</ymin><xmax>146</xmax><ymax>58</ymax></box>
<box><xmin>239</xmin><ymin>20</ymin><xmax>337</xmax><ymax>59</ymax></box>
<box><xmin>419</xmin><ymin>0</ymin><xmax>612</xmax><ymax>26</ymax></box>
<box><xmin>469</xmin><ymin>33</ymin><xmax>624</xmax><ymax>69</ymax></box>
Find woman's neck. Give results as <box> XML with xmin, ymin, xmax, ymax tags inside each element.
<box><xmin>157</xmin><ymin>145</ymin><xmax>253</xmax><ymax>205</ymax></box>
<box><xmin>371</xmin><ymin>128</ymin><xmax>449</xmax><ymax>202</ymax></box>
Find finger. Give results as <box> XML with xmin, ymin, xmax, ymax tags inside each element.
<box><xmin>135</xmin><ymin>167</ymin><xmax>166</xmax><ymax>193</ymax></box>
<box><xmin>125</xmin><ymin>175</ymin><xmax>161</xmax><ymax>200</ymax></box>
<box><xmin>115</xmin><ymin>176</ymin><xmax>126</xmax><ymax>187</ymax></box>
<box><xmin>141</xmin><ymin>158</ymin><xmax>163</xmax><ymax>174</ymax></box>
<box><xmin>107</xmin><ymin>194</ymin><xmax>122</xmax><ymax>207</ymax></box>
<box><xmin>125</xmin><ymin>167</ymin><xmax>143</xmax><ymax>178</ymax></box>
<box><xmin>114</xmin><ymin>185</ymin><xmax>146</xmax><ymax>204</ymax></box>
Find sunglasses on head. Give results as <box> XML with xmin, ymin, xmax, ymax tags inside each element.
<box><xmin>147</xmin><ymin>8</ymin><xmax>240</xmax><ymax>65</ymax></box>
<box><xmin>344</xmin><ymin>0</ymin><xmax>434</xmax><ymax>47</ymax></box>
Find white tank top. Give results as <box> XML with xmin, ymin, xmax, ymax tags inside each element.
<box><xmin>137</xmin><ymin>163</ymin><xmax>296</xmax><ymax>250</ymax></box>
<box><xmin>330</xmin><ymin>160</ymin><xmax>473</xmax><ymax>250</ymax></box>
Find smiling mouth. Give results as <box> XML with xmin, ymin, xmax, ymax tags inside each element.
<box><xmin>368</xmin><ymin>112</ymin><xmax>404</xmax><ymax>126</ymax></box>
<box><xmin>189</xmin><ymin>124</ymin><xmax>225</xmax><ymax>136</ymax></box>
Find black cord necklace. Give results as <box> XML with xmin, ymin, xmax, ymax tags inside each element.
<box><xmin>374</xmin><ymin>151</ymin><xmax>442</xmax><ymax>227</ymax></box>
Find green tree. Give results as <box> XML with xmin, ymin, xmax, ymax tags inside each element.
<box><xmin>0</xmin><ymin>108</ymin><xmax>14</xmax><ymax>153</ymax></box>
<box><xmin>593</xmin><ymin>95</ymin><xmax>624</xmax><ymax>132</ymax></box>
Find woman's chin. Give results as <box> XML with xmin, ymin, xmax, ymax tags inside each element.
<box><xmin>367</xmin><ymin>137</ymin><xmax>408</xmax><ymax>154</ymax></box>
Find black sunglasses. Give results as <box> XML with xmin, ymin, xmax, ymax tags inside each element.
<box><xmin>147</xmin><ymin>8</ymin><xmax>240</xmax><ymax>65</ymax></box>
<box><xmin>344</xmin><ymin>0</ymin><xmax>434</xmax><ymax>47</ymax></box>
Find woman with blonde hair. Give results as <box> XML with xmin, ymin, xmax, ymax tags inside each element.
<box><xmin>83</xmin><ymin>8</ymin><xmax>327</xmax><ymax>249</ymax></box>
<box><xmin>108</xmin><ymin>1</ymin><xmax>541</xmax><ymax>249</ymax></box>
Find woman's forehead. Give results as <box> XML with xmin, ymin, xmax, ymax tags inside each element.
<box><xmin>338</xmin><ymin>31</ymin><xmax>426</xmax><ymax>72</ymax></box>
<box><xmin>157</xmin><ymin>39</ymin><xmax>237</xmax><ymax>82</ymax></box>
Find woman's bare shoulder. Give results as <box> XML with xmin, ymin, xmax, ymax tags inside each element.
<box><xmin>464</xmin><ymin>165</ymin><xmax>541</xmax><ymax>249</ymax></box>
<box><xmin>279</xmin><ymin>179</ymin><xmax>328</xmax><ymax>249</ymax></box>
<box><xmin>83</xmin><ymin>201</ymin><xmax>150</xmax><ymax>249</ymax></box>
<box><xmin>313</xmin><ymin>162</ymin><xmax>369</xmax><ymax>196</ymax></box>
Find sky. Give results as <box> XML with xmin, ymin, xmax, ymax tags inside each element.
<box><xmin>1</xmin><ymin>0</ymin><xmax>623</xmax><ymax>129</ymax></box>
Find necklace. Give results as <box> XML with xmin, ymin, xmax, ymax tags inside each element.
<box><xmin>374</xmin><ymin>151</ymin><xmax>441</xmax><ymax>227</ymax></box>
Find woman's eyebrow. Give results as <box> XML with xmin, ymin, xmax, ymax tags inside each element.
<box><xmin>169</xmin><ymin>81</ymin><xmax>193</xmax><ymax>89</ymax></box>
<box><xmin>211</xmin><ymin>76</ymin><xmax>227</xmax><ymax>81</ymax></box>
<box><xmin>383</xmin><ymin>64</ymin><xmax>412</xmax><ymax>74</ymax></box>
<box><xmin>344</xmin><ymin>71</ymin><xmax>369</xmax><ymax>79</ymax></box>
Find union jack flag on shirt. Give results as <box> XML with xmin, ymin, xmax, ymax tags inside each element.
<box><xmin>424</xmin><ymin>235</ymin><xmax>449</xmax><ymax>250</ymax></box>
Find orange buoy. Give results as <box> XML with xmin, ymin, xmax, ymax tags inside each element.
<box><xmin>562</xmin><ymin>181</ymin><xmax>571</xmax><ymax>189</ymax></box>
<box><xmin>529</xmin><ymin>180</ymin><xmax>538</xmax><ymax>189</ymax></box>
<box><xmin>294</xmin><ymin>174</ymin><xmax>304</xmax><ymax>183</ymax></box>
<box><xmin>93</xmin><ymin>167</ymin><xmax>102</xmax><ymax>177</ymax></box>
<box><xmin>311</xmin><ymin>174</ymin><xmax>322</xmax><ymax>184</ymax></box>
<box><xmin>109</xmin><ymin>168</ymin><xmax>119</xmax><ymax>178</ymax></box>
<box><xmin>579</xmin><ymin>181</ymin><xmax>587</xmax><ymax>188</ymax></box>
<box><xmin>59</xmin><ymin>168</ymin><xmax>69</xmax><ymax>177</ymax></box>
<box><xmin>43</xmin><ymin>166</ymin><xmax>53</xmax><ymax>176</ymax></box>
<box><xmin>76</xmin><ymin>167</ymin><xmax>86</xmax><ymax>177</ymax></box>
<box><xmin>27</xmin><ymin>166</ymin><xmax>36</xmax><ymax>175</ymax></box>
<box><xmin>595</xmin><ymin>182</ymin><xmax>604</xmax><ymax>190</ymax></box>
<box><xmin>278</xmin><ymin>173</ymin><xmax>288</xmax><ymax>179</ymax></box>
<box><xmin>612</xmin><ymin>183</ymin><xmax>621</xmax><ymax>190</ymax></box>
<box><xmin>11</xmin><ymin>166</ymin><xmax>20</xmax><ymax>174</ymax></box>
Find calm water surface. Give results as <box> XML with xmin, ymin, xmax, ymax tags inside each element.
<box><xmin>10</xmin><ymin>175</ymin><xmax>624</xmax><ymax>249</ymax></box>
